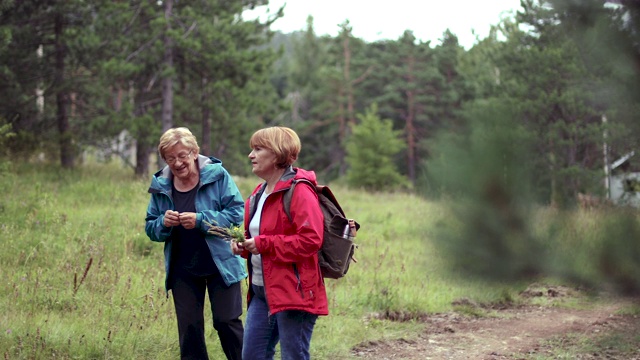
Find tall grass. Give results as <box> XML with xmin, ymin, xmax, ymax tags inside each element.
<box><xmin>0</xmin><ymin>162</ymin><xmax>545</xmax><ymax>359</ymax></box>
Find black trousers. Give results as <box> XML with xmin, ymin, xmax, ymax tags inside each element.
<box><xmin>171</xmin><ymin>269</ymin><xmax>244</xmax><ymax>360</ymax></box>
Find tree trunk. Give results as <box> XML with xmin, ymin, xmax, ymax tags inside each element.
<box><xmin>134</xmin><ymin>84</ymin><xmax>153</xmax><ymax>177</ymax></box>
<box><xmin>549</xmin><ymin>138</ymin><xmax>562</xmax><ymax>208</ymax></box>
<box><xmin>161</xmin><ymin>0</ymin><xmax>174</xmax><ymax>132</ymax></box>
<box><xmin>337</xmin><ymin>85</ymin><xmax>347</xmax><ymax>176</ymax></box>
<box><xmin>135</xmin><ymin>139</ymin><xmax>152</xmax><ymax>178</ymax></box>
<box><xmin>406</xmin><ymin>89</ymin><xmax>416</xmax><ymax>184</ymax></box>
<box><xmin>55</xmin><ymin>12</ymin><xmax>74</xmax><ymax>169</ymax></box>
<box><xmin>201</xmin><ymin>77</ymin><xmax>211</xmax><ymax>155</ymax></box>
<box><xmin>405</xmin><ymin>55</ymin><xmax>417</xmax><ymax>184</ymax></box>
<box><xmin>343</xmin><ymin>30</ymin><xmax>354</xmax><ymax>131</ymax></box>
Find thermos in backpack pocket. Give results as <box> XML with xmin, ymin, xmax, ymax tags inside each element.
<box><xmin>319</xmin><ymin>215</ymin><xmax>356</xmax><ymax>278</ymax></box>
<box><xmin>283</xmin><ymin>179</ymin><xmax>361</xmax><ymax>279</ymax></box>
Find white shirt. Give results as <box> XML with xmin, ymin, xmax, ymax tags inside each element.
<box><xmin>249</xmin><ymin>190</ymin><xmax>269</xmax><ymax>286</ymax></box>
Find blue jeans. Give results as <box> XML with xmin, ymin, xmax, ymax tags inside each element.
<box><xmin>242</xmin><ymin>284</ymin><xmax>318</xmax><ymax>360</ymax></box>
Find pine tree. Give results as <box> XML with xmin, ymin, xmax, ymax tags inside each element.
<box><xmin>345</xmin><ymin>104</ymin><xmax>407</xmax><ymax>190</ymax></box>
<box><xmin>360</xmin><ymin>31</ymin><xmax>442</xmax><ymax>185</ymax></box>
<box><xmin>0</xmin><ymin>0</ymin><xmax>109</xmax><ymax>168</ymax></box>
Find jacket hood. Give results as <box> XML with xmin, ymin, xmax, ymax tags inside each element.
<box><xmin>292</xmin><ymin>167</ymin><xmax>317</xmax><ymax>184</ymax></box>
<box><xmin>251</xmin><ymin>166</ymin><xmax>318</xmax><ymax>197</ymax></box>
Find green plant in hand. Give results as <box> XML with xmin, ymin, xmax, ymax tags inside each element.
<box><xmin>204</xmin><ymin>220</ymin><xmax>245</xmax><ymax>242</ymax></box>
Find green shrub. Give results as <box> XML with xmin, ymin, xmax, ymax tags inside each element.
<box><xmin>345</xmin><ymin>104</ymin><xmax>409</xmax><ymax>191</ymax></box>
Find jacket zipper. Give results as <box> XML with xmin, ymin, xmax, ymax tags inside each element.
<box><xmin>293</xmin><ymin>264</ymin><xmax>304</xmax><ymax>298</ymax></box>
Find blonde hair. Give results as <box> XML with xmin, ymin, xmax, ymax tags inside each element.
<box><xmin>157</xmin><ymin>127</ymin><xmax>200</xmax><ymax>159</ymax></box>
<box><xmin>249</xmin><ymin>127</ymin><xmax>301</xmax><ymax>168</ymax></box>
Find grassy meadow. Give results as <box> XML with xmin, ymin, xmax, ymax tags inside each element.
<box><xmin>1</xmin><ymin>161</ymin><xmax>633</xmax><ymax>359</ymax></box>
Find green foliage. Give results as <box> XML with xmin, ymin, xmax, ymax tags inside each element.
<box><xmin>0</xmin><ymin>0</ymin><xmax>281</xmax><ymax>173</ymax></box>
<box><xmin>0</xmin><ymin>117</ymin><xmax>15</xmax><ymax>149</ymax></box>
<box><xmin>4</xmin><ymin>0</ymin><xmax>636</xmax><ymax>212</ymax></box>
<box><xmin>165</xmin><ymin>0</ymin><xmax>282</xmax><ymax>176</ymax></box>
<box><xmin>357</xmin><ymin>32</ymin><xmax>446</xmax><ymax>185</ymax></box>
<box><xmin>0</xmin><ymin>118</ymin><xmax>15</xmax><ymax>173</ymax></box>
<box><xmin>345</xmin><ymin>104</ymin><xmax>408</xmax><ymax>191</ymax></box>
<box><xmin>427</xmin><ymin>99</ymin><xmax>544</xmax><ymax>280</ymax></box>
<box><xmin>427</xmin><ymin>100</ymin><xmax>640</xmax><ymax>293</ymax></box>
<box><xmin>494</xmin><ymin>0</ymin><xmax>634</xmax><ymax>206</ymax></box>
<box><xmin>0</xmin><ymin>0</ymin><xmax>116</xmax><ymax>166</ymax></box>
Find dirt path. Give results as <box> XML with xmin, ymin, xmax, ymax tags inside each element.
<box><xmin>351</xmin><ymin>286</ymin><xmax>640</xmax><ymax>360</ymax></box>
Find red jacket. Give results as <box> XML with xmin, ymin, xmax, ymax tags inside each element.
<box><xmin>243</xmin><ymin>167</ymin><xmax>328</xmax><ymax>316</ymax></box>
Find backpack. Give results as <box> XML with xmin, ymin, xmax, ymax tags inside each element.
<box><xmin>283</xmin><ymin>179</ymin><xmax>360</xmax><ymax>279</ymax></box>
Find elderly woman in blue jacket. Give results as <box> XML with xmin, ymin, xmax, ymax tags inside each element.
<box><xmin>145</xmin><ymin>127</ymin><xmax>246</xmax><ymax>360</ymax></box>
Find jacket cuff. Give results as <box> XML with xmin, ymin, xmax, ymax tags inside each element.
<box><xmin>196</xmin><ymin>213</ymin><xmax>203</xmax><ymax>230</ymax></box>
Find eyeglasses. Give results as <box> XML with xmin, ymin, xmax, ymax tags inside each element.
<box><xmin>165</xmin><ymin>150</ymin><xmax>193</xmax><ymax>165</ymax></box>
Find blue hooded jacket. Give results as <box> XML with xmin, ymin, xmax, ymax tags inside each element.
<box><xmin>145</xmin><ymin>155</ymin><xmax>247</xmax><ymax>291</ymax></box>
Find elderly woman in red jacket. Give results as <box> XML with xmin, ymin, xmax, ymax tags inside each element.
<box><xmin>231</xmin><ymin>126</ymin><xmax>328</xmax><ymax>360</ymax></box>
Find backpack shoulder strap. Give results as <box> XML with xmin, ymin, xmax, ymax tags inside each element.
<box><xmin>282</xmin><ymin>179</ymin><xmax>315</xmax><ymax>221</ymax></box>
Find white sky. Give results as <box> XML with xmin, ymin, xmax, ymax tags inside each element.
<box><xmin>245</xmin><ymin>0</ymin><xmax>523</xmax><ymax>49</ymax></box>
